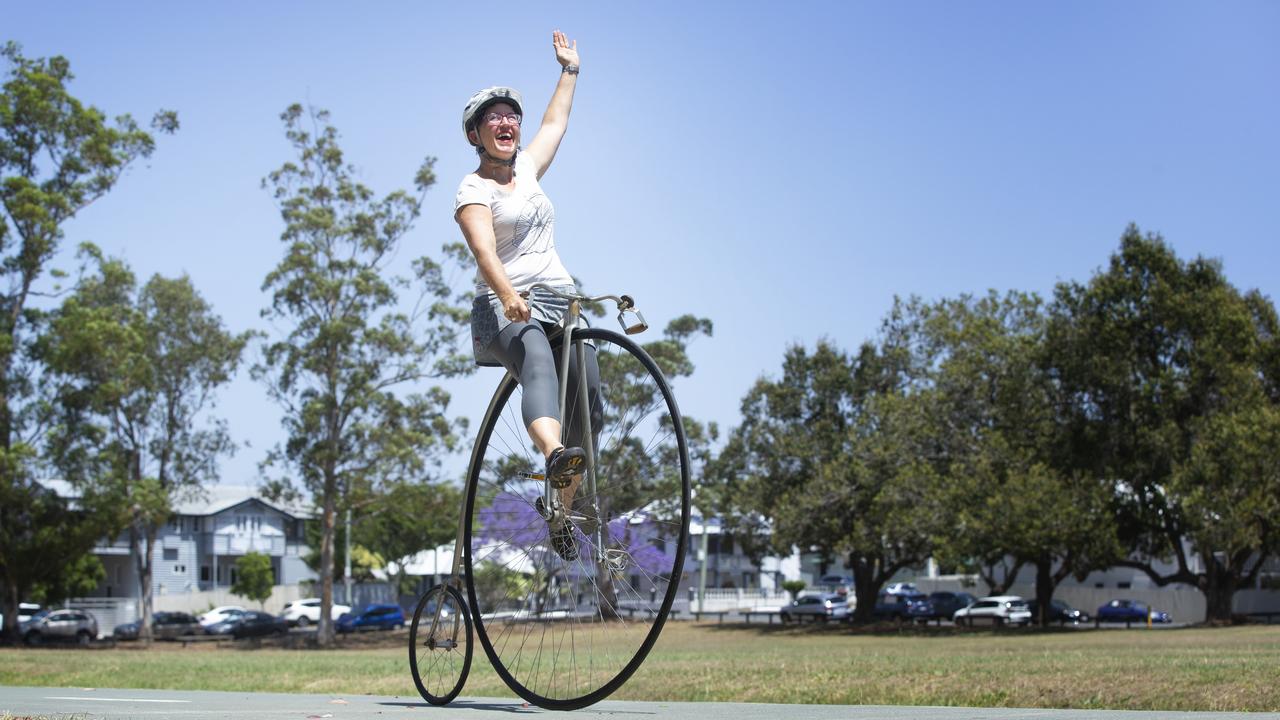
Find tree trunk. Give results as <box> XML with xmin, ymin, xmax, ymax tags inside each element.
<box><xmin>318</xmin><ymin>485</ymin><xmax>337</xmax><ymax>646</ymax></box>
<box><xmin>1033</xmin><ymin>553</ymin><xmax>1054</xmax><ymax>627</ymax></box>
<box><xmin>850</xmin><ymin>555</ymin><xmax>880</xmax><ymax>624</ymax></box>
<box><xmin>131</xmin><ymin>524</ymin><xmax>155</xmax><ymax>645</ymax></box>
<box><xmin>1203</xmin><ymin>556</ymin><xmax>1238</xmax><ymax>624</ymax></box>
<box><xmin>2</xmin><ymin>578</ymin><xmax>18</xmax><ymax>643</ymax></box>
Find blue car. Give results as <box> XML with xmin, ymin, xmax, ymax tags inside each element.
<box><xmin>336</xmin><ymin>603</ymin><xmax>406</xmax><ymax>633</ymax></box>
<box><xmin>1096</xmin><ymin>599</ymin><xmax>1171</xmax><ymax>624</ymax></box>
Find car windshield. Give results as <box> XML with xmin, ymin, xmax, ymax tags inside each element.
<box><xmin>26</xmin><ymin>610</ymin><xmax>50</xmax><ymax>622</ymax></box>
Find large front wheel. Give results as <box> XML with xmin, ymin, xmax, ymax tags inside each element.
<box><xmin>464</xmin><ymin>327</ymin><xmax>691</xmax><ymax>710</ymax></box>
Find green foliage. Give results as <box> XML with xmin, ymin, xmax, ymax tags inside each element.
<box><xmin>231</xmin><ymin>552</ymin><xmax>275</xmax><ymax>607</ymax></box>
<box><xmin>39</xmin><ymin>247</ymin><xmax>246</xmax><ymax>638</ymax></box>
<box><xmin>1045</xmin><ymin>225</ymin><xmax>1280</xmax><ymax>621</ymax></box>
<box><xmin>354</xmin><ymin>480</ymin><xmax>460</xmax><ymax>592</ymax></box>
<box><xmin>781</xmin><ymin>579</ymin><xmax>805</xmax><ymax>601</ymax></box>
<box><xmin>254</xmin><ymin>103</ymin><xmax>469</xmax><ymax>643</ymax></box>
<box><xmin>471</xmin><ymin>563</ymin><xmax>530</xmax><ymax>612</ymax></box>
<box><xmin>0</xmin><ymin>41</ymin><xmax>175</xmax><ymax>641</ymax></box>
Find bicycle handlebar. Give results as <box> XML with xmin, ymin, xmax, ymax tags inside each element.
<box><xmin>520</xmin><ymin>282</ymin><xmax>635</xmax><ymax>311</ymax></box>
<box><xmin>519</xmin><ymin>282</ymin><xmax>647</xmax><ymax>335</ymax></box>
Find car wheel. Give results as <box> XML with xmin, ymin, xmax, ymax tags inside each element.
<box><xmin>76</xmin><ymin>630</ymin><xmax>92</xmax><ymax>647</ymax></box>
<box><xmin>25</xmin><ymin>632</ymin><xmax>41</xmax><ymax>646</ymax></box>
<box><xmin>296</xmin><ymin>616</ymin><xmax>309</xmax><ymax>628</ymax></box>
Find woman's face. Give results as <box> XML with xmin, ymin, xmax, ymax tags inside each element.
<box><xmin>473</xmin><ymin>102</ymin><xmax>521</xmax><ymax>158</ymax></box>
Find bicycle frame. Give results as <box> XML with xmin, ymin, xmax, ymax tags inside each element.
<box><xmin>426</xmin><ymin>284</ymin><xmax>647</xmax><ymax>638</ymax></box>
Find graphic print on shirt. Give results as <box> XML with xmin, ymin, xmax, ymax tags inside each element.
<box><xmin>512</xmin><ymin>193</ymin><xmax>555</xmax><ymax>253</ymax></box>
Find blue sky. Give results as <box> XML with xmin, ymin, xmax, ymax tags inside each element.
<box><xmin>6</xmin><ymin>1</ymin><xmax>1279</xmax><ymax>487</ymax></box>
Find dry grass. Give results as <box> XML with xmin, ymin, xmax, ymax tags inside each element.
<box><xmin>2</xmin><ymin>623</ymin><xmax>1279</xmax><ymax>711</ymax></box>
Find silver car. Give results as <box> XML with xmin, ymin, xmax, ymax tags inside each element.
<box><xmin>780</xmin><ymin>593</ymin><xmax>851</xmax><ymax>622</ymax></box>
<box><xmin>22</xmin><ymin>609</ymin><xmax>99</xmax><ymax>645</ymax></box>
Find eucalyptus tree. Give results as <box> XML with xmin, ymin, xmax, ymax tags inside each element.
<box><xmin>1046</xmin><ymin>226</ymin><xmax>1280</xmax><ymax>622</ymax></box>
<box><xmin>42</xmin><ymin>248</ymin><xmax>246</xmax><ymax>642</ymax></box>
<box><xmin>0</xmin><ymin>42</ymin><xmax>175</xmax><ymax>640</ymax></box>
<box><xmin>255</xmin><ymin>104</ymin><xmax>468</xmax><ymax>646</ymax></box>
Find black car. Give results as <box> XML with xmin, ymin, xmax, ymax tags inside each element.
<box><xmin>1031</xmin><ymin>598</ymin><xmax>1090</xmax><ymax>624</ymax></box>
<box><xmin>907</xmin><ymin>591</ymin><xmax>978</xmax><ymax>623</ymax></box>
<box><xmin>204</xmin><ymin>610</ymin><xmax>288</xmax><ymax>638</ymax></box>
<box><xmin>873</xmin><ymin>591</ymin><xmax>928</xmax><ymax>620</ymax></box>
<box><xmin>114</xmin><ymin>611</ymin><xmax>203</xmax><ymax>640</ymax></box>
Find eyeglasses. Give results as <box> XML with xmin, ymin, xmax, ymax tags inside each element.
<box><xmin>483</xmin><ymin>112</ymin><xmax>522</xmax><ymax>126</ymax></box>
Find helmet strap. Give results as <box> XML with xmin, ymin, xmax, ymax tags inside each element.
<box><xmin>479</xmin><ymin>147</ymin><xmax>518</xmax><ymax>169</ymax></box>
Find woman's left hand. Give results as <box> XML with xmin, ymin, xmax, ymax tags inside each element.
<box><xmin>553</xmin><ymin>29</ymin><xmax>579</xmax><ymax>68</ymax></box>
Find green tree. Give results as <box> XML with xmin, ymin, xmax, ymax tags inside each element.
<box><xmin>232</xmin><ymin>552</ymin><xmax>274</xmax><ymax>608</ymax></box>
<box><xmin>41</xmin><ymin>248</ymin><xmax>246</xmax><ymax>642</ymax></box>
<box><xmin>718</xmin><ymin>309</ymin><xmax>939</xmax><ymax>623</ymax></box>
<box><xmin>1046</xmin><ymin>226</ymin><xmax>1280</xmax><ymax>622</ymax></box>
<box><xmin>0</xmin><ymin>42</ymin><xmax>175</xmax><ymax>640</ymax></box>
<box><xmin>355</xmin><ymin>480</ymin><xmax>460</xmax><ymax>595</ymax></box>
<box><xmin>918</xmin><ymin>292</ymin><xmax>1120</xmax><ymax>624</ymax></box>
<box><xmin>254</xmin><ymin>104</ymin><xmax>467</xmax><ymax>646</ymax></box>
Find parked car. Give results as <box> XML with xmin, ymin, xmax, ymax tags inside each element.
<box><xmin>1096</xmin><ymin>599</ymin><xmax>1171</xmax><ymax>624</ymax></box>
<box><xmin>874</xmin><ymin>591</ymin><xmax>928</xmax><ymax>620</ymax></box>
<box><xmin>21</xmin><ymin>608</ymin><xmax>98</xmax><ymax>646</ymax></box>
<box><xmin>907</xmin><ymin>591</ymin><xmax>977</xmax><ymax>623</ymax></box>
<box><xmin>198</xmin><ymin>605</ymin><xmax>248</xmax><ymax>627</ymax></box>
<box><xmin>113</xmin><ymin>611</ymin><xmax>204</xmax><ymax>640</ymax></box>
<box><xmin>336</xmin><ymin>603</ymin><xmax>407</xmax><ymax>633</ymax></box>
<box><xmin>204</xmin><ymin>610</ymin><xmax>289</xmax><ymax>638</ymax></box>
<box><xmin>953</xmin><ymin>595</ymin><xmax>1032</xmax><ymax>626</ymax></box>
<box><xmin>884</xmin><ymin>582</ymin><xmax>920</xmax><ymax>595</ymax></box>
<box><xmin>1031</xmin><ymin>598</ymin><xmax>1090</xmax><ymax>624</ymax></box>
<box><xmin>817</xmin><ymin>574</ymin><xmax>852</xmax><ymax>590</ymax></box>
<box><xmin>0</xmin><ymin>602</ymin><xmax>41</xmax><ymax>628</ymax></box>
<box><xmin>779</xmin><ymin>593</ymin><xmax>851</xmax><ymax>623</ymax></box>
<box><xmin>281</xmin><ymin>598</ymin><xmax>352</xmax><ymax>627</ymax></box>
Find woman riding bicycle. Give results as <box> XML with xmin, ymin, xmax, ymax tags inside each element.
<box><xmin>454</xmin><ymin>30</ymin><xmax>596</xmax><ymax>560</ymax></box>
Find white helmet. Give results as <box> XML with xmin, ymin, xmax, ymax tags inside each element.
<box><xmin>462</xmin><ymin>86</ymin><xmax>524</xmax><ymax>146</ymax></box>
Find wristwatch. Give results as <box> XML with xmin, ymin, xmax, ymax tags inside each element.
<box><xmin>562</xmin><ymin>64</ymin><xmax>579</xmax><ymax>75</ymax></box>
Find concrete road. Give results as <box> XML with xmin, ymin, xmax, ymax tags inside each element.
<box><xmin>2</xmin><ymin>687</ymin><xmax>1277</xmax><ymax>720</ymax></box>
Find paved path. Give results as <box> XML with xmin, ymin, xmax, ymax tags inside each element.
<box><xmin>2</xmin><ymin>687</ymin><xmax>1277</xmax><ymax>720</ymax></box>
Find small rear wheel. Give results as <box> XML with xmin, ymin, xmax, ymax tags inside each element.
<box><xmin>76</xmin><ymin>630</ymin><xmax>91</xmax><ymax>647</ymax></box>
<box><xmin>409</xmin><ymin>585</ymin><xmax>472</xmax><ymax>706</ymax></box>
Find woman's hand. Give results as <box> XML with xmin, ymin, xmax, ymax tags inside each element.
<box><xmin>501</xmin><ymin>292</ymin><xmax>531</xmax><ymax>323</ymax></box>
<box><xmin>553</xmin><ymin>29</ymin><xmax>579</xmax><ymax>68</ymax></box>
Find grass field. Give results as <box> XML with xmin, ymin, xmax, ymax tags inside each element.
<box><xmin>2</xmin><ymin>623</ymin><xmax>1279</xmax><ymax>711</ymax></box>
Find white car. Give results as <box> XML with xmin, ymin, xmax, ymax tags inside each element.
<box><xmin>0</xmin><ymin>602</ymin><xmax>41</xmax><ymax>628</ymax></box>
<box><xmin>281</xmin><ymin>598</ymin><xmax>351</xmax><ymax>627</ymax></box>
<box><xmin>953</xmin><ymin>595</ymin><xmax>1032</xmax><ymax>626</ymax></box>
<box><xmin>884</xmin><ymin>582</ymin><xmax>920</xmax><ymax>595</ymax></box>
<box><xmin>198</xmin><ymin>605</ymin><xmax>248</xmax><ymax>627</ymax></box>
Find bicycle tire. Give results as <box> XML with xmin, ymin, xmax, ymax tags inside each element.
<box><xmin>463</xmin><ymin>327</ymin><xmax>690</xmax><ymax>710</ymax></box>
<box><xmin>408</xmin><ymin>584</ymin><xmax>472</xmax><ymax>705</ymax></box>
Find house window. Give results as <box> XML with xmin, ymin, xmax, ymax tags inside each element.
<box><xmin>169</xmin><ymin>516</ymin><xmax>180</xmax><ymax>531</ymax></box>
<box><xmin>201</xmin><ymin>566</ymin><xmax>210</xmax><ymax>582</ymax></box>
<box><xmin>163</xmin><ymin>548</ymin><xmax>178</xmax><ymax>561</ymax></box>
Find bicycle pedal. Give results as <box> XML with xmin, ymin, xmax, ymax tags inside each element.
<box><xmin>604</xmin><ymin>548</ymin><xmax>630</xmax><ymax>572</ymax></box>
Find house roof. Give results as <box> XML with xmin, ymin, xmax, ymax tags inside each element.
<box><xmin>38</xmin><ymin>479</ymin><xmax>314</xmax><ymax>520</ymax></box>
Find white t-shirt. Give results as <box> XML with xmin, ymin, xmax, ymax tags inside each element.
<box><xmin>454</xmin><ymin>153</ymin><xmax>574</xmax><ymax>295</ymax></box>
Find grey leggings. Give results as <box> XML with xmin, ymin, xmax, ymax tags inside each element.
<box><xmin>487</xmin><ymin>321</ymin><xmax>603</xmax><ymax>450</ymax></box>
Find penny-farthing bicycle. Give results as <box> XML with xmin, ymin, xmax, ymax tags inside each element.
<box><xmin>409</xmin><ymin>284</ymin><xmax>691</xmax><ymax>711</ymax></box>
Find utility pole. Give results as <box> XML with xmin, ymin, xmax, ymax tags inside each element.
<box><xmin>344</xmin><ymin>508</ymin><xmax>353</xmax><ymax>606</ymax></box>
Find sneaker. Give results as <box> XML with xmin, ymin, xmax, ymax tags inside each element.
<box><xmin>549</xmin><ymin>519</ymin><xmax>578</xmax><ymax>561</ymax></box>
<box><xmin>546</xmin><ymin>446</ymin><xmax>586</xmax><ymax>490</ymax></box>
